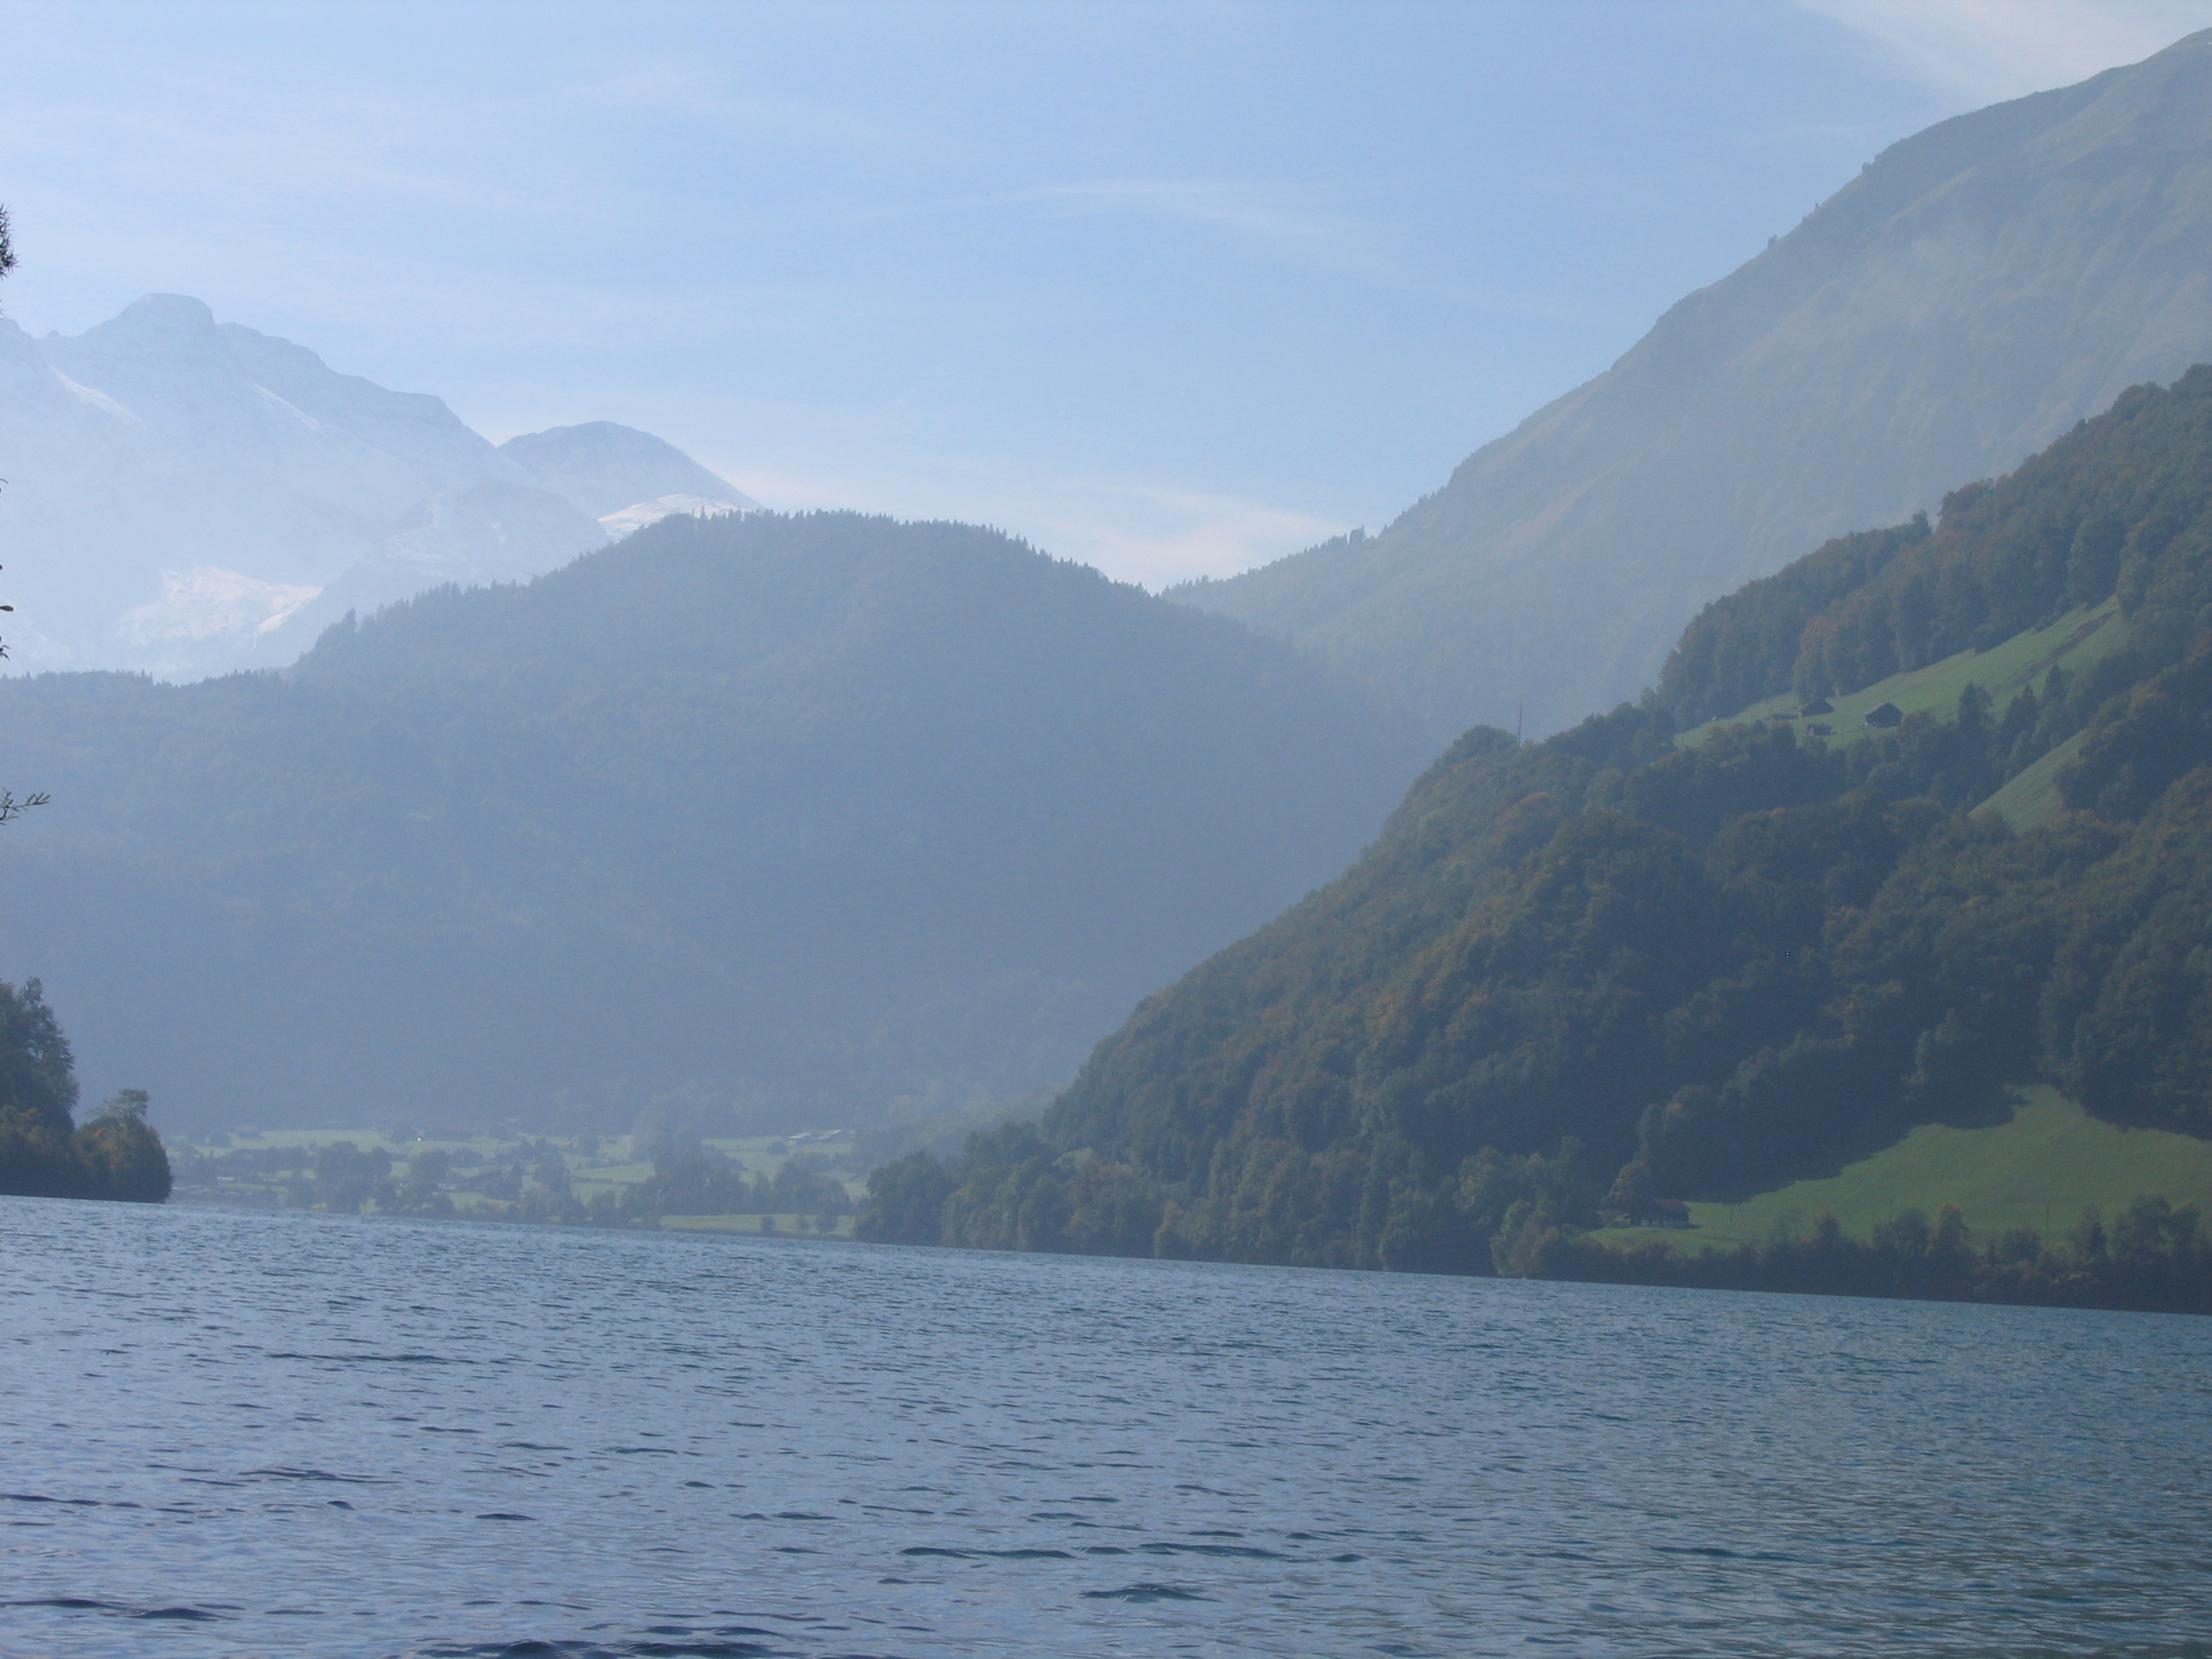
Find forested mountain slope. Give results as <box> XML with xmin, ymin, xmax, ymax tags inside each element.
<box><xmin>1178</xmin><ymin>28</ymin><xmax>2212</xmax><ymax>743</ymax></box>
<box><xmin>867</xmin><ymin>368</ymin><xmax>2212</xmax><ymax>1284</ymax></box>
<box><xmin>0</xmin><ymin>512</ymin><xmax>1428</xmax><ymax>1132</ymax></box>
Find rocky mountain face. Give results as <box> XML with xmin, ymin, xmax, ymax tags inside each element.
<box><xmin>1177</xmin><ymin>28</ymin><xmax>2212</xmax><ymax>743</ymax></box>
<box><xmin>0</xmin><ymin>294</ymin><xmax>754</xmax><ymax>677</ymax></box>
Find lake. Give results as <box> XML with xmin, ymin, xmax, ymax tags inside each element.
<box><xmin>3</xmin><ymin>1196</ymin><xmax>2208</xmax><ymax>1657</ymax></box>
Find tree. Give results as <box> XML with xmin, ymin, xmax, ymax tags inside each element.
<box><xmin>0</xmin><ymin>786</ymin><xmax>47</xmax><ymax>828</ymax></box>
<box><xmin>855</xmin><ymin>1151</ymin><xmax>957</xmax><ymax>1244</ymax></box>
<box><xmin>78</xmin><ymin>1091</ymin><xmax>174</xmax><ymax>1203</ymax></box>
<box><xmin>0</xmin><ymin>979</ymin><xmax>83</xmax><ymax>1195</ymax></box>
<box><xmin>0</xmin><ymin>985</ymin><xmax>171</xmax><ymax>1202</ymax></box>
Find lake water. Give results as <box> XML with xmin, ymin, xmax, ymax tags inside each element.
<box><xmin>3</xmin><ymin>1198</ymin><xmax>2209</xmax><ymax>1658</ymax></box>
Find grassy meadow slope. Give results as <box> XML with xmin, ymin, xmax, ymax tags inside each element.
<box><xmin>0</xmin><ymin>511</ymin><xmax>1429</xmax><ymax>1132</ymax></box>
<box><xmin>1679</xmin><ymin>600</ymin><xmax>2127</xmax><ymax>753</ymax></box>
<box><xmin>863</xmin><ymin>367</ymin><xmax>2212</xmax><ymax>1308</ymax></box>
<box><xmin>1613</xmin><ymin>1088</ymin><xmax>2212</xmax><ymax>1249</ymax></box>
<box><xmin>1176</xmin><ymin>29</ymin><xmax>2212</xmax><ymax>743</ymax></box>
<box><xmin>1679</xmin><ymin>599</ymin><xmax>2128</xmax><ymax>830</ymax></box>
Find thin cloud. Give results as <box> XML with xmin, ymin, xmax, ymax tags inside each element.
<box><xmin>568</xmin><ymin>64</ymin><xmax>938</xmax><ymax>160</ymax></box>
<box><xmin>989</xmin><ymin>178</ymin><xmax>1345</xmax><ymax>244</ymax></box>
<box><xmin>1797</xmin><ymin>0</ymin><xmax>2212</xmax><ymax>103</ymax></box>
<box><xmin>937</xmin><ymin>176</ymin><xmax>1407</xmax><ymax>286</ymax></box>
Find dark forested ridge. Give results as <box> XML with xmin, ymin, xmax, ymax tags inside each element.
<box><xmin>864</xmin><ymin>369</ymin><xmax>2212</xmax><ymax>1311</ymax></box>
<box><xmin>0</xmin><ymin>511</ymin><xmax>1429</xmax><ymax>1132</ymax></box>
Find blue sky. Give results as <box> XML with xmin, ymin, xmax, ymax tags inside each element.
<box><xmin>3</xmin><ymin>1</ymin><xmax>2208</xmax><ymax>585</ymax></box>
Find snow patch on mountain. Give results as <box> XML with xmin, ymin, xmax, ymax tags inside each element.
<box><xmin>122</xmin><ymin>568</ymin><xmax>323</xmax><ymax>647</ymax></box>
<box><xmin>49</xmin><ymin>370</ymin><xmax>146</xmax><ymax>427</ymax></box>
<box><xmin>0</xmin><ymin>297</ymin><xmax>756</xmax><ymax>679</ymax></box>
<box><xmin>598</xmin><ymin>492</ymin><xmax>753</xmax><ymax>539</ymax></box>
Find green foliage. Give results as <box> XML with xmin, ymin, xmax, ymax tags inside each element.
<box><xmin>1656</xmin><ymin>366</ymin><xmax>2212</xmax><ymax>735</ymax></box>
<box><xmin>617</xmin><ymin>1151</ymin><xmax>852</xmax><ymax>1225</ymax></box>
<box><xmin>2043</xmin><ymin>771</ymin><xmax>2212</xmax><ymax>1133</ymax></box>
<box><xmin>855</xmin><ymin>1151</ymin><xmax>958</xmax><ymax>1244</ymax></box>
<box><xmin>2059</xmin><ymin>637</ymin><xmax>2212</xmax><ymax>818</ymax></box>
<box><xmin>0</xmin><ymin>977</ymin><xmax>84</xmax><ymax>1198</ymax></box>
<box><xmin>382</xmin><ymin>1147</ymin><xmax>458</xmax><ymax>1217</ymax></box>
<box><xmin>302</xmin><ymin>1141</ymin><xmax>391</xmax><ymax>1214</ymax></box>
<box><xmin>75</xmin><ymin>1090</ymin><xmax>173</xmax><ymax>1203</ymax></box>
<box><xmin>0</xmin><ymin>977</ymin><xmax>75</xmax><ymax>1132</ymax></box>
<box><xmin>1660</xmin><ymin>1087</ymin><xmax>2212</xmax><ymax>1246</ymax></box>
<box><xmin>169</xmin><ymin>1133</ymin><xmax>611</xmax><ymax>1220</ymax></box>
<box><xmin>0</xmin><ymin>981</ymin><xmax>170</xmax><ymax>1202</ymax></box>
<box><xmin>1659</xmin><ymin>516</ymin><xmax>1930</xmax><ymax>725</ymax></box>
<box><xmin>1551</xmin><ymin>1198</ymin><xmax>2212</xmax><ymax>1315</ymax></box>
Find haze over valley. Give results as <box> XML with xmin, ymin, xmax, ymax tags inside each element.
<box><xmin>0</xmin><ymin>509</ymin><xmax>1425</xmax><ymax>1131</ymax></box>
<box><xmin>8</xmin><ymin>10</ymin><xmax>2212</xmax><ymax>1655</ymax></box>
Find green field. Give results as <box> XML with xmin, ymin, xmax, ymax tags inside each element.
<box><xmin>1975</xmin><ymin>730</ymin><xmax>2086</xmax><ymax>830</ymax></box>
<box><xmin>1677</xmin><ymin>599</ymin><xmax>2125</xmax><ymax>831</ymax></box>
<box><xmin>1682</xmin><ymin>597</ymin><xmax>2125</xmax><ymax>755</ymax></box>
<box><xmin>568</xmin><ymin>1135</ymin><xmax>865</xmax><ymax>1202</ymax></box>
<box><xmin>217</xmin><ymin>1126</ymin><xmax>412</xmax><ymax>1151</ymax></box>
<box><xmin>179</xmin><ymin>1125</ymin><xmax>870</xmax><ymax>1217</ymax></box>
<box><xmin>192</xmin><ymin>1129</ymin><xmax>856</xmax><ymax>1168</ymax></box>
<box><xmin>1598</xmin><ymin>1088</ymin><xmax>2212</xmax><ymax>1252</ymax></box>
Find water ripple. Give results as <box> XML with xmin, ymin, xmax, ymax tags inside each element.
<box><xmin>3</xmin><ymin>1194</ymin><xmax>2210</xmax><ymax>1657</ymax></box>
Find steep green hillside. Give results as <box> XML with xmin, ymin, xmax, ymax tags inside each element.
<box><xmin>1977</xmin><ymin>735</ymin><xmax>2086</xmax><ymax>830</ymax></box>
<box><xmin>1674</xmin><ymin>598</ymin><xmax>2128</xmax><ymax>830</ymax></box>
<box><xmin>866</xmin><ymin>368</ymin><xmax>2212</xmax><ymax>1307</ymax></box>
<box><xmin>1614</xmin><ymin>1088</ymin><xmax>2212</xmax><ymax>1249</ymax></box>
<box><xmin>1679</xmin><ymin>598</ymin><xmax>2127</xmax><ymax>753</ymax></box>
<box><xmin>0</xmin><ymin>511</ymin><xmax>1429</xmax><ymax>1132</ymax></box>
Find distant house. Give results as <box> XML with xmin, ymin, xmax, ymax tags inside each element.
<box><xmin>1864</xmin><ymin>700</ymin><xmax>1904</xmax><ymax>728</ymax></box>
<box><xmin>1806</xmin><ymin>722</ymin><xmax>1833</xmax><ymax>737</ymax></box>
<box><xmin>1624</xmin><ymin>1196</ymin><xmax>1693</xmax><ymax>1229</ymax></box>
<box><xmin>1799</xmin><ymin>696</ymin><xmax>1834</xmax><ymax>716</ymax></box>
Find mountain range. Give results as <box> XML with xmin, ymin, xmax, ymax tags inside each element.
<box><xmin>9</xmin><ymin>23</ymin><xmax>2212</xmax><ymax>1198</ymax></box>
<box><xmin>0</xmin><ymin>294</ymin><xmax>756</xmax><ymax>678</ymax></box>
<box><xmin>865</xmin><ymin>362</ymin><xmax>2212</xmax><ymax>1293</ymax></box>
<box><xmin>0</xmin><ymin>510</ymin><xmax>1426</xmax><ymax>1132</ymax></box>
<box><xmin>1179</xmin><ymin>27</ymin><xmax>2212</xmax><ymax>744</ymax></box>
